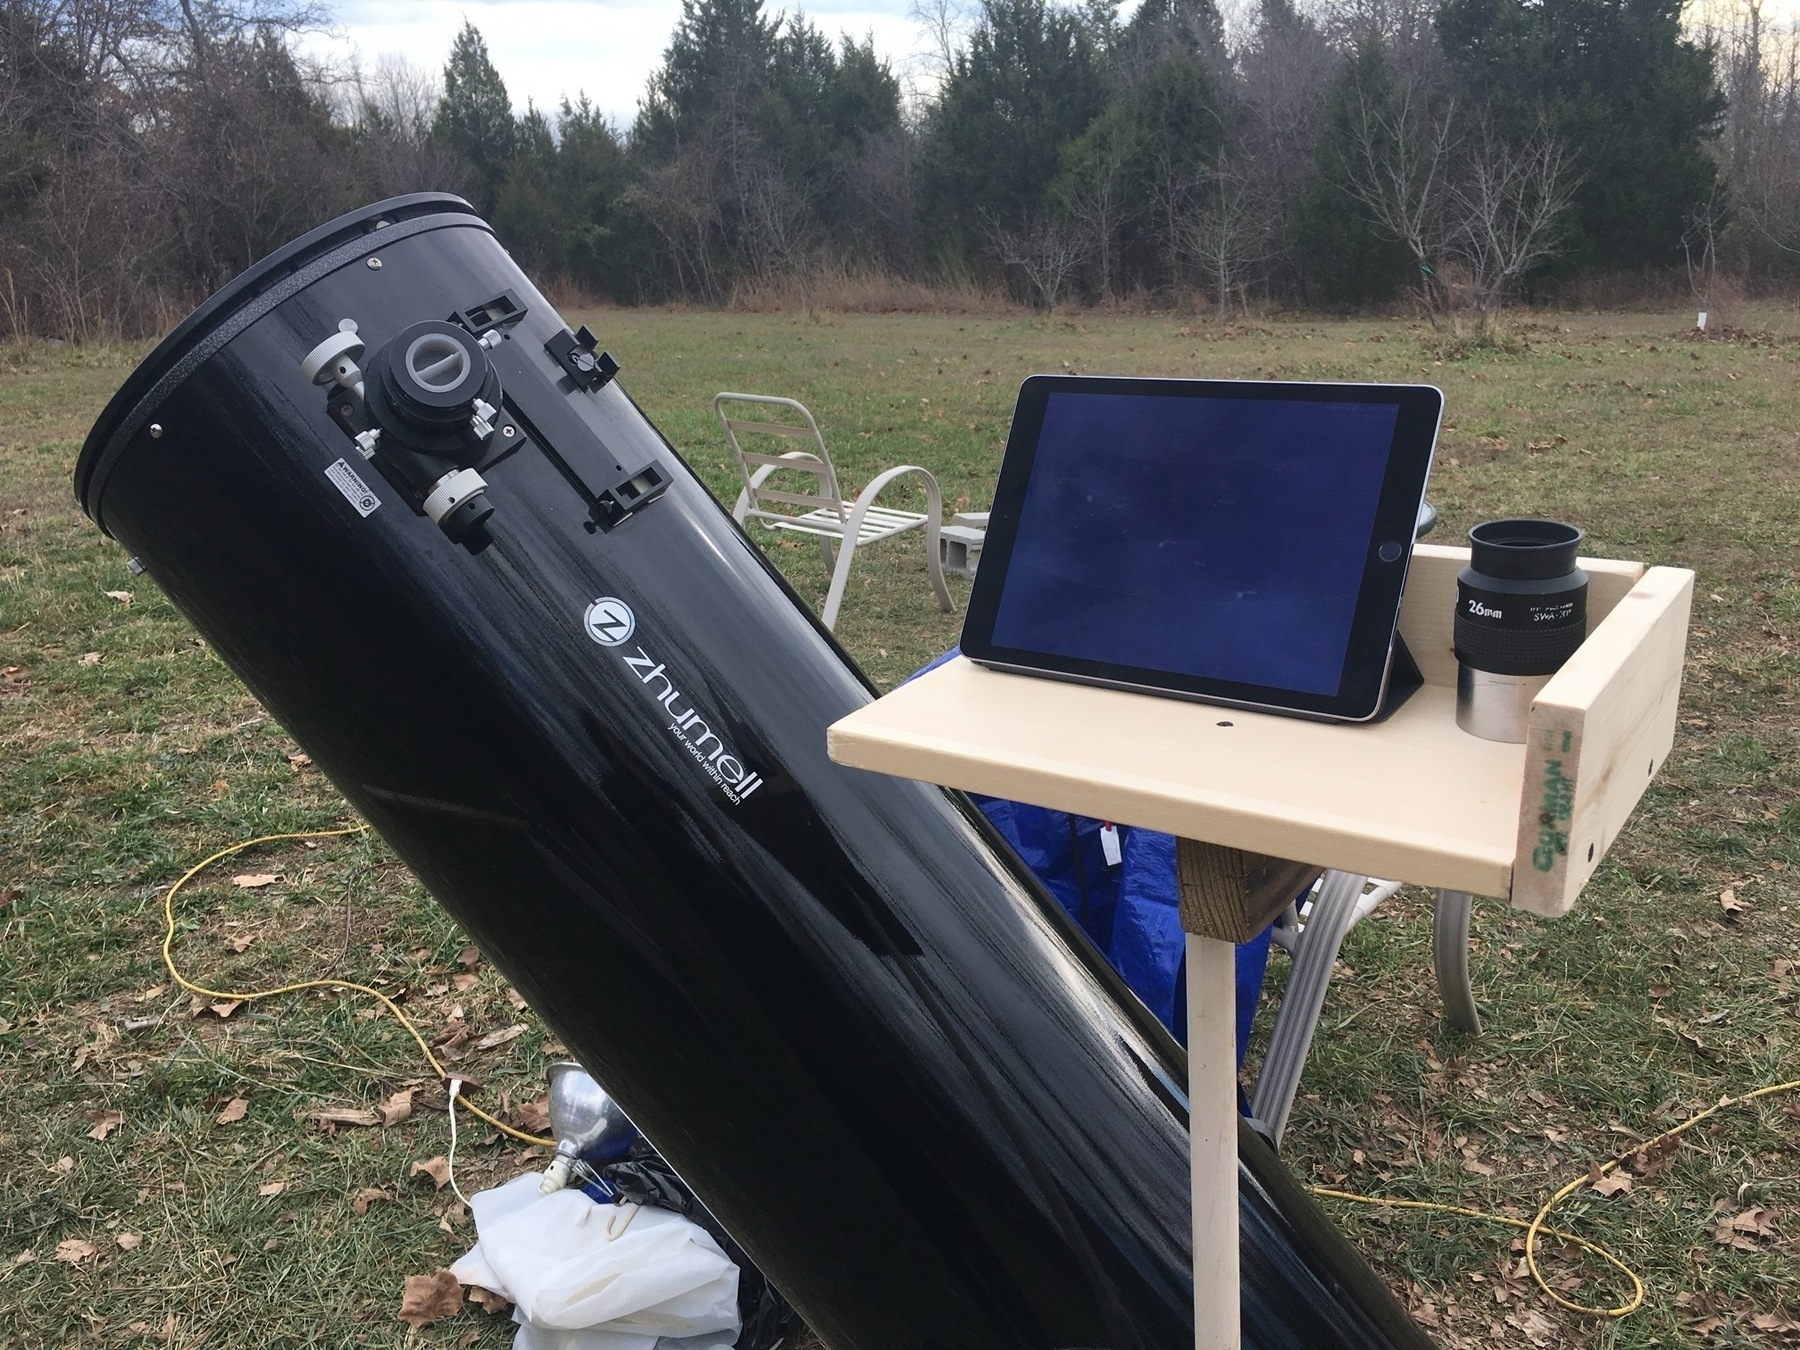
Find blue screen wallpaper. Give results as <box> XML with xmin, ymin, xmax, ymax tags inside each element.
<box><xmin>989</xmin><ymin>392</ymin><xmax>1400</xmax><ymax>696</ymax></box>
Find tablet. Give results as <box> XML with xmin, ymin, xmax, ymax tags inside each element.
<box><xmin>961</xmin><ymin>376</ymin><xmax>1443</xmax><ymax>723</ymax></box>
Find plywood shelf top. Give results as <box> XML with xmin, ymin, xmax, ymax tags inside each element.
<box><xmin>829</xmin><ymin>658</ymin><xmax>1526</xmax><ymax>898</ymax></box>
<box><xmin>826</xmin><ymin>548</ymin><xmax>1693</xmax><ymax>910</ymax></box>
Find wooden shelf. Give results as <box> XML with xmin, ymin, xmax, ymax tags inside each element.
<box><xmin>827</xmin><ymin>546</ymin><xmax>1693</xmax><ymax>915</ymax></box>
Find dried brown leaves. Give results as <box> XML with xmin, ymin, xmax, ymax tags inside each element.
<box><xmin>1626</xmin><ymin>1134</ymin><xmax>1680</xmax><ymax>1179</ymax></box>
<box><xmin>1586</xmin><ymin>1164</ymin><xmax>1633</xmax><ymax>1197</ymax></box>
<box><xmin>378</xmin><ymin>1088</ymin><xmax>414</xmax><ymax>1127</ymax></box>
<box><xmin>513</xmin><ymin>1095</ymin><xmax>551</xmax><ymax>1135</ymax></box>
<box><xmin>1714</xmin><ymin>1205</ymin><xmax>1778</xmax><ymax>1251</ymax></box>
<box><xmin>352</xmin><ymin>1187</ymin><xmax>391</xmax><ymax>1216</ymax></box>
<box><xmin>465</xmin><ymin>1284</ymin><xmax>511</xmax><ymax>1314</ymax></box>
<box><xmin>85</xmin><ymin>1110</ymin><xmax>123</xmax><ymax>1141</ymax></box>
<box><xmin>396</xmin><ymin>1269</ymin><xmax>462</xmax><ymax>1328</ymax></box>
<box><xmin>472</xmin><ymin>1023</ymin><xmax>526</xmax><ymax>1052</ymax></box>
<box><xmin>307</xmin><ymin>1106</ymin><xmax>380</xmax><ymax>1130</ymax></box>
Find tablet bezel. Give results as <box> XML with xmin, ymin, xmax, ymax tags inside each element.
<box><xmin>960</xmin><ymin>375</ymin><xmax>1443</xmax><ymax>723</ymax></box>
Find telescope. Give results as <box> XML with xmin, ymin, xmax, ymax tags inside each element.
<box><xmin>77</xmin><ymin>193</ymin><xmax>1432</xmax><ymax>1350</ymax></box>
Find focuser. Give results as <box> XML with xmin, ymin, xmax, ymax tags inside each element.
<box><xmin>300</xmin><ymin>319</ymin><xmax>517</xmax><ymax>550</ymax></box>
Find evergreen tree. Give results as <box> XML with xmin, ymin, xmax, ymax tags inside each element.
<box><xmin>1053</xmin><ymin>44</ymin><xmax>1230</xmax><ymax>294</ymax></box>
<box><xmin>556</xmin><ymin>97</ymin><xmax>647</xmax><ymax>297</ymax></box>
<box><xmin>920</xmin><ymin>0</ymin><xmax>1111</xmax><ymax>253</ymax></box>
<box><xmin>1292</xmin><ymin>35</ymin><xmax>1415</xmax><ymax>307</ymax></box>
<box><xmin>1238</xmin><ymin>0</ymin><xmax>1337</xmax><ymax>295</ymax></box>
<box><xmin>633</xmin><ymin>0</ymin><xmax>778</xmax><ymax>159</ymax></box>
<box><xmin>1117</xmin><ymin>0</ymin><xmax>1226</xmax><ymax>75</ymax></box>
<box><xmin>762</xmin><ymin>16</ymin><xmax>842</xmax><ymax>182</ymax></box>
<box><xmin>433</xmin><ymin>21</ymin><xmax>515</xmax><ymax>213</ymax></box>
<box><xmin>492</xmin><ymin>102</ymin><xmax>560</xmax><ymax>273</ymax></box>
<box><xmin>1115</xmin><ymin>49</ymin><xmax>1227</xmax><ymax>197</ymax></box>
<box><xmin>1436</xmin><ymin>0</ymin><xmax>1723</xmax><ymax>271</ymax></box>
<box><xmin>827</xmin><ymin>34</ymin><xmax>903</xmax><ymax>147</ymax></box>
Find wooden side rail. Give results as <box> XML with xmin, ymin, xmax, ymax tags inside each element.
<box><xmin>1510</xmin><ymin>566</ymin><xmax>1695</xmax><ymax>916</ymax></box>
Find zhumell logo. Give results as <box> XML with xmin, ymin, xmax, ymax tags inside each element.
<box><xmin>583</xmin><ymin>597</ymin><xmax>763</xmax><ymax>804</ymax></box>
<box><xmin>584</xmin><ymin>596</ymin><xmax>636</xmax><ymax>646</ymax></box>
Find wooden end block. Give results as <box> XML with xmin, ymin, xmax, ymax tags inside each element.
<box><xmin>1176</xmin><ymin>838</ymin><xmax>1324</xmax><ymax>942</ymax></box>
<box><xmin>1510</xmin><ymin>566</ymin><xmax>1694</xmax><ymax>917</ymax></box>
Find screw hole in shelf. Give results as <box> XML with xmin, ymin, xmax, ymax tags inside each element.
<box><xmin>1216</xmin><ymin>720</ymin><xmax>1233</xmax><ymax>727</ymax></box>
<box><xmin>1586</xmin><ymin>843</ymin><xmax>1595</xmax><ymax>861</ymax></box>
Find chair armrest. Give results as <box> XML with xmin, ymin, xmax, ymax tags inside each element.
<box><xmin>843</xmin><ymin>465</ymin><xmax>944</xmax><ymax>537</ymax></box>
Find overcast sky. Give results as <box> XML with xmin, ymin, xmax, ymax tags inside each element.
<box><xmin>302</xmin><ymin>0</ymin><xmax>940</xmax><ymax>129</ymax></box>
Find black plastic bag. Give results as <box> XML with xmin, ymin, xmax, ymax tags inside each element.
<box><xmin>602</xmin><ymin>1141</ymin><xmax>801</xmax><ymax>1350</ymax></box>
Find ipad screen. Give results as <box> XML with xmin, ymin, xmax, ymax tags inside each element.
<box><xmin>987</xmin><ymin>391</ymin><xmax>1401</xmax><ymax>696</ymax></box>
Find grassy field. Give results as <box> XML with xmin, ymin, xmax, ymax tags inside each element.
<box><xmin>2</xmin><ymin>304</ymin><xmax>1797</xmax><ymax>1349</ymax></box>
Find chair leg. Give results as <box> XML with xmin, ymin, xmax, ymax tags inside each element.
<box><xmin>923</xmin><ymin>519</ymin><xmax>955</xmax><ymax>614</ymax></box>
<box><xmin>1250</xmin><ymin>871</ymin><xmax>1367</xmax><ymax>1147</ymax></box>
<box><xmin>1433</xmin><ymin>889</ymin><xmax>1482</xmax><ymax>1034</ymax></box>
<box><xmin>819</xmin><ymin>534</ymin><xmax>860</xmax><ymax>631</ymax></box>
<box><xmin>816</xmin><ymin>536</ymin><xmax>837</xmax><ymax>573</ymax></box>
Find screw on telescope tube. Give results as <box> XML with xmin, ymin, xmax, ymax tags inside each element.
<box><xmin>149</xmin><ymin>424</ymin><xmax>163</xmax><ymax>438</ymax></box>
<box><xmin>366</xmin><ymin>257</ymin><xmax>383</xmax><ymax>271</ymax></box>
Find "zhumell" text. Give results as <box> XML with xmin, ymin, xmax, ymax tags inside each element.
<box><xmin>620</xmin><ymin>649</ymin><xmax>765</xmax><ymax>803</ymax></box>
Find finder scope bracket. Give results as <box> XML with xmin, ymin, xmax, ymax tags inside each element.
<box><xmin>546</xmin><ymin>325</ymin><xmax>620</xmax><ymax>392</ymax></box>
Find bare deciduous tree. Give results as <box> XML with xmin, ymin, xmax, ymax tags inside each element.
<box><xmin>1695</xmin><ymin>0</ymin><xmax>1800</xmax><ymax>273</ymax></box>
<box><xmin>1059</xmin><ymin>136</ymin><xmax>1127</xmax><ymax>302</ymax></box>
<box><xmin>1445</xmin><ymin>118</ymin><xmax>1579</xmax><ymax>334</ymax></box>
<box><xmin>1181</xmin><ymin>162</ymin><xmax>1270</xmax><ymax>317</ymax></box>
<box><xmin>1342</xmin><ymin>84</ymin><xmax>1458</xmax><ymax>316</ymax></box>
<box><xmin>345</xmin><ymin>55</ymin><xmax>466</xmax><ymax>198</ymax></box>
<box><xmin>842</xmin><ymin>127</ymin><xmax>922</xmax><ymax>272</ymax></box>
<box><xmin>983</xmin><ymin>208</ymin><xmax>1089</xmax><ymax>311</ymax></box>
<box><xmin>625</xmin><ymin>144</ymin><xmax>728</xmax><ymax>305</ymax></box>
<box><xmin>742</xmin><ymin>153</ymin><xmax>819</xmax><ymax>312</ymax></box>
<box><xmin>908</xmin><ymin>0</ymin><xmax>970</xmax><ymax>78</ymax></box>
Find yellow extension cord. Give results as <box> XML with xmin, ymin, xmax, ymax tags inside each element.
<box><xmin>1308</xmin><ymin>1078</ymin><xmax>1799</xmax><ymax>1318</ymax></box>
<box><xmin>160</xmin><ymin>824</ymin><xmax>554</xmax><ymax>1148</ymax></box>
<box><xmin>163</xmin><ymin>827</ymin><xmax>1797</xmax><ymax>1318</ymax></box>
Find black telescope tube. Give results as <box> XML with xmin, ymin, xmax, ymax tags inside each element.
<box><xmin>76</xmin><ymin>195</ymin><xmax>1434</xmax><ymax>1350</ymax></box>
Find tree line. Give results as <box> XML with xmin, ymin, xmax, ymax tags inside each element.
<box><xmin>0</xmin><ymin>0</ymin><xmax>1790</xmax><ymax>338</ymax></box>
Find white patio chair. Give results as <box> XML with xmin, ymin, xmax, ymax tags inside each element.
<box><xmin>1250</xmin><ymin>876</ymin><xmax>1479</xmax><ymax>1144</ymax></box>
<box><xmin>714</xmin><ymin>392</ymin><xmax>955</xmax><ymax>631</ymax></box>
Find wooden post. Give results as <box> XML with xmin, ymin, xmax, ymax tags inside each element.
<box><xmin>1187</xmin><ymin>931</ymin><xmax>1239</xmax><ymax>1350</ymax></box>
<box><xmin>1176</xmin><ymin>838</ymin><xmax>1322</xmax><ymax>1350</ymax></box>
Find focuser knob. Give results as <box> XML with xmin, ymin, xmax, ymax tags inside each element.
<box><xmin>299</xmin><ymin>328</ymin><xmax>367</xmax><ymax>394</ymax></box>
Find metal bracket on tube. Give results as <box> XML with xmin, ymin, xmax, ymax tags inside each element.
<box><xmin>546</xmin><ymin>326</ymin><xmax>619</xmax><ymax>392</ymax></box>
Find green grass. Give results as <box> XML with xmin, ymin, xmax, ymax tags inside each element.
<box><xmin>3</xmin><ymin>304</ymin><xmax>1797</xmax><ymax>1348</ymax></box>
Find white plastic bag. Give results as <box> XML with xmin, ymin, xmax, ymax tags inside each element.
<box><xmin>451</xmin><ymin>1173</ymin><xmax>741</xmax><ymax>1350</ymax></box>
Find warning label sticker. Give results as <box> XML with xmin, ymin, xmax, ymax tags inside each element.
<box><xmin>325</xmin><ymin>458</ymin><xmax>381</xmax><ymax>517</ymax></box>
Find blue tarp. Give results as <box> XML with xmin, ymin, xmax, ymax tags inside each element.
<box><xmin>908</xmin><ymin>649</ymin><xmax>1273</xmax><ymax>1067</ymax></box>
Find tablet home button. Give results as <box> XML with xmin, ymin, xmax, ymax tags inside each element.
<box><xmin>1378</xmin><ymin>541</ymin><xmax>1403</xmax><ymax>562</ymax></box>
